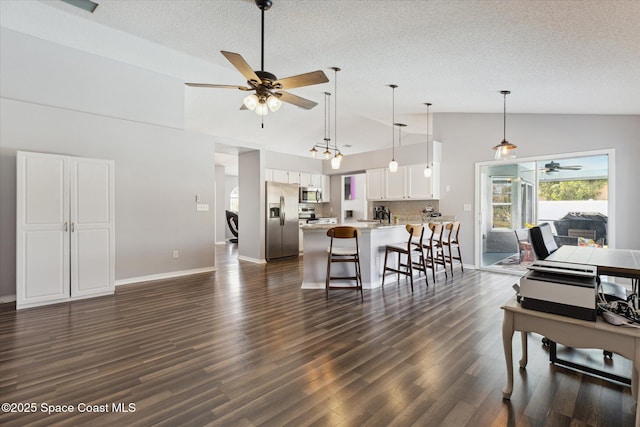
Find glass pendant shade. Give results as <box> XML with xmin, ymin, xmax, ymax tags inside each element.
<box><xmin>388</xmin><ymin>160</ymin><xmax>398</xmax><ymax>173</ymax></box>
<box><xmin>254</xmin><ymin>102</ymin><xmax>269</xmax><ymax>116</ymax></box>
<box><xmin>243</xmin><ymin>94</ymin><xmax>259</xmax><ymax>110</ymax></box>
<box><xmin>266</xmin><ymin>95</ymin><xmax>282</xmax><ymax>112</ymax></box>
<box><xmin>423</xmin><ymin>165</ymin><xmax>432</xmax><ymax>178</ymax></box>
<box><xmin>309</xmin><ymin>147</ymin><xmax>318</xmax><ymax>158</ymax></box>
<box><xmin>331</xmin><ymin>156</ymin><xmax>341</xmax><ymax>169</ymax></box>
<box><xmin>323</xmin><ymin>149</ymin><xmax>331</xmax><ymax>159</ymax></box>
<box><xmin>493</xmin><ymin>140</ymin><xmax>517</xmax><ymax>160</ymax></box>
<box><xmin>493</xmin><ymin>90</ymin><xmax>516</xmax><ymax>160</ymax></box>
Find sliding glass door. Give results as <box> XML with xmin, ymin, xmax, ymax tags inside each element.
<box><xmin>476</xmin><ymin>151</ymin><xmax>611</xmax><ymax>274</ymax></box>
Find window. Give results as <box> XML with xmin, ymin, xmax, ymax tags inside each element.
<box><xmin>491</xmin><ymin>177</ymin><xmax>512</xmax><ymax>229</ymax></box>
<box><xmin>230</xmin><ymin>186</ymin><xmax>239</xmax><ymax>212</ymax></box>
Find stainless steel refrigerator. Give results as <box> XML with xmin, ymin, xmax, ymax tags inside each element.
<box><xmin>266</xmin><ymin>182</ymin><xmax>299</xmax><ymax>260</ymax></box>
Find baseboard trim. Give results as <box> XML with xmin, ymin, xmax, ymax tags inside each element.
<box><xmin>237</xmin><ymin>255</ymin><xmax>266</xmax><ymax>264</ymax></box>
<box><xmin>0</xmin><ymin>294</ymin><xmax>16</xmax><ymax>304</ymax></box>
<box><xmin>115</xmin><ymin>267</ymin><xmax>216</xmax><ymax>286</ymax></box>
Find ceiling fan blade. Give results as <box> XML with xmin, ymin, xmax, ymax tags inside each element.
<box><xmin>274</xmin><ymin>70</ymin><xmax>329</xmax><ymax>90</ymax></box>
<box><xmin>559</xmin><ymin>166</ymin><xmax>582</xmax><ymax>170</ymax></box>
<box><xmin>185</xmin><ymin>83</ymin><xmax>251</xmax><ymax>91</ymax></box>
<box><xmin>277</xmin><ymin>91</ymin><xmax>318</xmax><ymax>110</ymax></box>
<box><xmin>221</xmin><ymin>51</ymin><xmax>261</xmax><ymax>84</ymax></box>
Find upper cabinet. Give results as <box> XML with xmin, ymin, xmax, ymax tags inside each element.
<box><xmin>366</xmin><ymin>168</ymin><xmax>385</xmax><ymax>200</ymax></box>
<box><xmin>266</xmin><ymin>169</ymin><xmax>301</xmax><ymax>184</ymax></box>
<box><xmin>366</xmin><ymin>162</ymin><xmax>440</xmax><ymax>201</ymax></box>
<box><xmin>266</xmin><ymin>169</ymin><xmax>329</xmax><ymax>202</ymax></box>
<box><xmin>299</xmin><ymin>172</ymin><xmax>322</xmax><ymax>188</ymax></box>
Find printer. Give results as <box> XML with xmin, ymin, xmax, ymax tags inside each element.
<box><xmin>519</xmin><ymin>260</ymin><xmax>597</xmax><ymax>321</ymax></box>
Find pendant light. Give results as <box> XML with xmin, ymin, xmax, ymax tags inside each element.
<box><xmin>388</xmin><ymin>84</ymin><xmax>398</xmax><ymax>173</ymax></box>
<box><xmin>493</xmin><ymin>90</ymin><xmax>517</xmax><ymax>160</ymax></box>
<box><xmin>394</xmin><ymin>123</ymin><xmax>407</xmax><ymax>169</ymax></box>
<box><xmin>330</xmin><ymin>67</ymin><xmax>342</xmax><ymax>170</ymax></box>
<box><xmin>309</xmin><ymin>67</ymin><xmax>344</xmax><ymax>169</ymax></box>
<box><xmin>423</xmin><ymin>102</ymin><xmax>433</xmax><ymax>178</ymax></box>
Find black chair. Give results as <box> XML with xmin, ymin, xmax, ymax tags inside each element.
<box><xmin>226</xmin><ymin>210</ymin><xmax>238</xmax><ymax>243</ymax></box>
<box><xmin>529</xmin><ymin>223</ymin><xmax>558</xmax><ymax>259</ymax></box>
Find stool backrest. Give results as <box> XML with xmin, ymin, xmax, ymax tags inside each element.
<box><xmin>445</xmin><ymin>221</ymin><xmax>460</xmax><ymax>244</ymax></box>
<box><xmin>326</xmin><ymin>226</ymin><xmax>361</xmax><ymax>239</ymax></box>
<box><xmin>405</xmin><ymin>224</ymin><xmax>425</xmax><ymax>251</ymax></box>
<box><xmin>427</xmin><ymin>222</ymin><xmax>444</xmax><ymax>247</ymax></box>
<box><xmin>327</xmin><ymin>226</ymin><xmax>361</xmax><ymax>255</ymax></box>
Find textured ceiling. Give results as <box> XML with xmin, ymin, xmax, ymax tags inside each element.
<box><xmin>2</xmin><ymin>0</ymin><xmax>639</xmax><ymax>160</ymax></box>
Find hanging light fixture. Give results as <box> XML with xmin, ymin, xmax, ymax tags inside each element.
<box><xmin>309</xmin><ymin>67</ymin><xmax>344</xmax><ymax>170</ymax></box>
<box><xmin>493</xmin><ymin>90</ymin><xmax>517</xmax><ymax>160</ymax></box>
<box><xmin>394</xmin><ymin>123</ymin><xmax>406</xmax><ymax>171</ymax></box>
<box><xmin>388</xmin><ymin>84</ymin><xmax>398</xmax><ymax>173</ymax></box>
<box><xmin>423</xmin><ymin>102</ymin><xmax>433</xmax><ymax>178</ymax></box>
<box><xmin>330</xmin><ymin>67</ymin><xmax>342</xmax><ymax>169</ymax></box>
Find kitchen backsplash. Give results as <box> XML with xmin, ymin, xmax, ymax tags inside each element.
<box><xmin>368</xmin><ymin>200</ymin><xmax>441</xmax><ymax>223</ymax></box>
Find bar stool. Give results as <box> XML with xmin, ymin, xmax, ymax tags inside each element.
<box><xmin>325</xmin><ymin>226</ymin><xmax>363</xmax><ymax>300</ymax></box>
<box><xmin>424</xmin><ymin>222</ymin><xmax>448</xmax><ymax>282</ymax></box>
<box><xmin>441</xmin><ymin>221</ymin><xmax>464</xmax><ymax>275</ymax></box>
<box><xmin>381</xmin><ymin>224</ymin><xmax>427</xmax><ymax>292</ymax></box>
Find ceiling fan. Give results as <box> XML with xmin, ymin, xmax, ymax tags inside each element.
<box><xmin>185</xmin><ymin>0</ymin><xmax>329</xmax><ymax>120</ymax></box>
<box><xmin>541</xmin><ymin>161</ymin><xmax>583</xmax><ymax>174</ymax></box>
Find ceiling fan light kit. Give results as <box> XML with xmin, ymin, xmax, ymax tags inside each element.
<box><xmin>185</xmin><ymin>0</ymin><xmax>329</xmax><ymax>126</ymax></box>
<box><xmin>493</xmin><ymin>90</ymin><xmax>518</xmax><ymax>160</ymax></box>
<box><xmin>423</xmin><ymin>102</ymin><xmax>433</xmax><ymax>178</ymax></box>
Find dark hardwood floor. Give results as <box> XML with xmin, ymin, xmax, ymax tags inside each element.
<box><xmin>0</xmin><ymin>243</ymin><xmax>634</xmax><ymax>426</ymax></box>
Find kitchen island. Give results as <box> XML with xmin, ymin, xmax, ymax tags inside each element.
<box><xmin>300</xmin><ymin>223</ymin><xmax>425</xmax><ymax>289</ymax></box>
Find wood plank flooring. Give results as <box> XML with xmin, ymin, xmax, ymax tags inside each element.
<box><xmin>0</xmin><ymin>243</ymin><xmax>635</xmax><ymax>426</ymax></box>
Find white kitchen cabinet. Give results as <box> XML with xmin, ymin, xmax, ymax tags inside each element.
<box><xmin>268</xmin><ymin>169</ymin><xmax>289</xmax><ymax>183</ymax></box>
<box><xmin>385</xmin><ymin>166</ymin><xmax>407</xmax><ymax>200</ymax></box>
<box><xmin>299</xmin><ymin>172</ymin><xmax>321</xmax><ymax>188</ymax></box>
<box><xmin>366</xmin><ymin>168</ymin><xmax>385</xmax><ymax>200</ymax></box>
<box><xmin>366</xmin><ymin>162</ymin><xmax>440</xmax><ymax>201</ymax></box>
<box><xmin>288</xmin><ymin>171</ymin><xmax>300</xmax><ymax>185</ymax></box>
<box><xmin>321</xmin><ymin>174</ymin><xmax>331</xmax><ymax>202</ymax></box>
<box><xmin>16</xmin><ymin>151</ymin><xmax>115</xmax><ymax>309</ymax></box>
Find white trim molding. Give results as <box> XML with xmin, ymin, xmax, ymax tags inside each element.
<box><xmin>115</xmin><ymin>267</ymin><xmax>216</xmax><ymax>286</ymax></box>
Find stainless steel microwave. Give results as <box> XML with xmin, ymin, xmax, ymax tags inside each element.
<box><xmin>299</xmin><ymin>187</ymin><xmax>322</xmax><ymax>203</ymax></box>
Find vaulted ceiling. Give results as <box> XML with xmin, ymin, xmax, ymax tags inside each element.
<box><xmin>2</xmin><ymin>0</ymin><xmax>639</xmax><ymax>161</ymax></box>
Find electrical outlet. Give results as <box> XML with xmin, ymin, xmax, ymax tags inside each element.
<box><xmin>172</xmin><ymin>250</ymin><xmax>179</xmax><ymax>259</ymax></box>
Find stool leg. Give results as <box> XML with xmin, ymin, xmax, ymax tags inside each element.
<box><xmin>382</xmin><ymin>249</ymin><xmax>389</xmax><ymax>287</ymax></box>
<box><xmin>407</xmin><ymin>252</ymin><xmax>414</xmax><ymax>292</ymax></box>
<box><xmin>326</xmin><ymin>251</ymin><xmax>331</xmax><ymax>300</ymax></box>
<box><xmin>356</xmin><ymin>258</ymin><xmax>363</xmax><ymax>300</ymax></box>
<box><xmin>457</xmin><ymin>246</ymin><xmax>464</xmax><ymax>272</ymax></box>
<box><xmin>397</xmin><ymin>252</ymin><xmax>401</xmax><ymax>283</ymax></box>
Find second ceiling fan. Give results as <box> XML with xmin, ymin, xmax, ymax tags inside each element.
<box><xmin>186</xmin><ymin>0</ymin><xmax>328</xmax><ymax>117</ymax></box>
<box><xmin>541</xmin><ymin>161</ymin><xmax>583</xmax><ymax>174</ymax></box>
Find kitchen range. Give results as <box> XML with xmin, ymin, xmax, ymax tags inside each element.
<box><xmin>298</xmin><ymin>206</ymin><xmax>337</xmax><ymax>224</ymax></box>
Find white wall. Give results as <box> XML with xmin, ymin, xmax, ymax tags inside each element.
<box><xmin>0</xmin><ymin>28</ymin><xmax>216</xmax><ymax>299</ymax></box>
<box><xmin>215</xmin><ymin>166</ymin><xmax>227</xmax><ymax>244</ymax></box>
<box><xmin>434</xmin><ymin>113</ymin><xmax>640</xmax><ymax>266</ymax></box>
<box><xmin>238</xmin><ymin>150</ymin><xmax>265</xmax><ymax>262</ymax></box>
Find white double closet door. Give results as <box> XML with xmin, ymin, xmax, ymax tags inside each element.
<box><xmin>16</xmin><ymin>151</ymin><xmax>115</xmax><ymax>309</ymax></box>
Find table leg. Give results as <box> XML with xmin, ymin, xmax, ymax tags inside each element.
<box><xmin>633</xmin><ymin>339</ymin><xmax>640</xmax><ymax>427</ymax></box>
<box><xmin>502</xmin><ymin>310</ymin><xmax>515</xmax><ymax>399</ymax></box>
<box><xmin>519</xmin><ymin>331</ymin><xmax>528</xmax><ymax>368</ymax></box>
